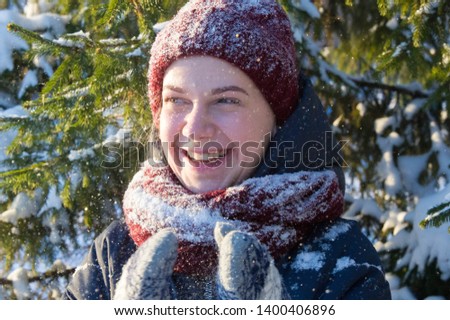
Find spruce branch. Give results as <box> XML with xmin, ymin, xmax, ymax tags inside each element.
<box><xmin>304</xmin><ymin>65</ymin><xmax>430</xmax><ymax>98</ymax></box>
<box><xmin>0</xmin><ymin>268</ymin><xmax>76</xmax><ymax>287</ymax></box>
<box><xmin>0</xmin><ymin>114</ymin><xmax>28</xmax><ymax>130</ymax></box>
<box><xmin>41</xmin><ymin>57</ymin><xmax>80</xmax><ymax>96</ymax></box>
<box><xmin>98</xmin><ymin>0</ymin><xmax>125</xmax><ymax>26</ymax></box>
<box><xmin>7</xmin><ymin>23</ymin><xmax>83</xmax><ymax>56</ymax></box>
<box><xmin>0</xmin><ymin>158</ymin><xmax>57</xmax><ymax>178</ymax></box>
<box><xmin>420</xmin><ymin>201</ymin><xmax>450</xmax><ymax>232</ymax></box>
<box><xmin>349</xmin><ymin>76</ymin><xmax>430</xmax><ymax>98</ymax></box>
<box><xmin>130</xmin><ymin>0</ymin><xmax>144</xmax><ymax>21</ymax></box>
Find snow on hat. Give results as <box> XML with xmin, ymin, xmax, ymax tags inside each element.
<box><xmin>148</xmin><ymin>0</ymin><xmax>299</xmax><ymax>125</ymax></box>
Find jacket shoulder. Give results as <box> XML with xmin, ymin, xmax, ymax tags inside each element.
<box><xmin>279</xmin><ymin>218</ymin><xmax>391</xmax><ymax>299</ymax></box>
<box><xmin>63</xmin><ymin>220</ymin><xmax>136</xmax><ymax>300</ymax></box>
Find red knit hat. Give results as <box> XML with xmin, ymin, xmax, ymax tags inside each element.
<box><xmin>148</xmin><ymin>0</ymin><xmax>299</xmax><ymax>125</ymax></box>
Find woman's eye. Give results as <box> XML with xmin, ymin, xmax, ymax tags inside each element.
<box><xmin>217</xmin><ymin>98</ymin><xmax>240</xmax><ymax>105</ymax></box>
<box><xmin>164</xmin><ymin>97</ymin><xmax>186</xmax><ymax>105</ymax></box>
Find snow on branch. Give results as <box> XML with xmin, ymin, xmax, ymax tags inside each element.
<box><xmin>0</xmin><ymin>267</ymin><xmax>75</xmax><ymax>287</ymax></box>
<box><xmin>349</xmin><ymin>77</ymin><xmax>430</xmax><ymax>98</ymax></box>
<box><xmin>420</xmin><ymin>201</ymin><xmax>450</xmax><ymax>231</ymax></box>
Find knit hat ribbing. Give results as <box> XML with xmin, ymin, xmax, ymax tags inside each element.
<box><xmin>148</xmin><ymin>0</ymin><xmax>299</xmax><ymax>125</ymax></box>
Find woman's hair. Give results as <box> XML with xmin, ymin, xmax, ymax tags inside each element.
<box><xmin>145</xmin><ymin>124</ymin><xmax>168</xmax><ymax>167</ymax></box>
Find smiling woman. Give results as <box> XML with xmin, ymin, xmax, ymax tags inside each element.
<box><xmin>63</xmin><ymin>0</ymin><xmax>391</xmax><ymax>300</ymax></box>
<box><xmin>160</xmin><ymin>56</ymin><xmax>276</xmax><ymax>193</ymax></box>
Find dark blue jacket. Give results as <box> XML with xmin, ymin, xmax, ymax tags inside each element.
<box><xmin>63</xmin><ymin>218</ymin><xmax>391</xmax><ymax>299</ymax></box>
<box><xmin>63</xmin><ymin>78</ymin><xmax>391</xmax><ymax>300</ymax></box>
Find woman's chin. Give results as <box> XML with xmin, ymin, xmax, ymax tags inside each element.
<box><xmin>181</xmin><ymin>178</ymin><xmax>228</xmax><ymax>194</ymax></box>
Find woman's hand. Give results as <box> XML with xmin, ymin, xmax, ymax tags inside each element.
<box><xmin>215</xmin><ymin>222</ymin><xmax>289</xmax><ymax>300</ymax></box>
<box><xmin>113</xmin><ymin>229</ymin><xmax>178</xmax><ymax>300</ymax></box>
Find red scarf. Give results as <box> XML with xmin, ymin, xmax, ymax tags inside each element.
<box><xmin>123</xmin><ymin>164</ymin><xmax>343</xmax><ymax>275</ymax></box>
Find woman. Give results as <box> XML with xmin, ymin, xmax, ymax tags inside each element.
<box><xmin>64</xmin><ymin>0</ymin><xmax>391</xmax><ymax>300</ymax></box>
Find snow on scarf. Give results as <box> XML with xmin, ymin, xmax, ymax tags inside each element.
<box><xmin>123</xmin><ymin>164</ymin><xmax>344</xmax><ymax>275</ymax></box>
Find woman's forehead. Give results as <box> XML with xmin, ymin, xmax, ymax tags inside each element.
<box><xmin>162</xmin><ymin>56</ymin><xmax>256</xmax><ymax>93</ymax></box>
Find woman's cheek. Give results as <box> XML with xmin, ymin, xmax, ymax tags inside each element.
<box><xmin>160</xmin><ymin>112</ymin><xmax>181</xmax><ymax>136</ymax></box>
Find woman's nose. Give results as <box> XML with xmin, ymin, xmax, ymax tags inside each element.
<box><xmin>181</xmin><ymin>104</ymin><xmax>215</xmax><ymax>141</ymax></box>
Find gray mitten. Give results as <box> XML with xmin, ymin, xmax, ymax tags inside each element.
<box><xmin>113</xmin><ymin>229</ymin><xmax>178</xmax><ymax>300</ymax></box>
<box><xmin>214</xmin><ymin>222</ymin><xmax>288</xmax><ymax>300</ymax></box>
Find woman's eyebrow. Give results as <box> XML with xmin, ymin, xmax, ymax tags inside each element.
<box><xmin>211</xmin><ymin>86</ymin><xmax>249</xmax><ymax>96</ymax></box>
<box><xmin>163</xmin><ymin>85</ymin><xmax>249</xmax><ymax>96</ymax></box>
<box><xmin>163</xmin><ymin>85</ymin><xmax>186</xmax><ymax>93</ymax></box>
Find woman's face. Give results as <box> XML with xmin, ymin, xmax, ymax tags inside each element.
<box><xmin>159</xmin><ymin>56</ymin><xmax>276</xmax><ymax>193</ymax></box>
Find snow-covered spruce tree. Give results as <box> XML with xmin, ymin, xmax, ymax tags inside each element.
<box><xmin>0</xmin><ymin>0</ymin><xmax>71</xmax><ymax>299</ymax></box>
<box><xmin>281</xmin><ymin>0</ymin><xmax>449</xmax><ymax>298</ymax></box>
<box><xmin>1</xmin><ymin>0</ymin><xmax>449</xmax><ymax>300</ymax></box>
<box><xmin>0</xmin><ymin>0</ymin><xmax>185</xmax><ymax>299</ymax></box>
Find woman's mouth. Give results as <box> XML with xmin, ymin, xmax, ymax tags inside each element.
<box><xmin>180</xmin><ymin>148</ymin><xmax>230</xmax><ymax>167</ymax></box>
<box><xmin>186</xmin><ymin>150</ymin><xmax>227</xmax><ymax>161</ymax></box>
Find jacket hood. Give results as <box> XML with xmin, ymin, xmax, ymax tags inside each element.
<box><xmin>253</xmin><ymin>77</ymin><xmax>346</xmax><ymax>194</ymax></box>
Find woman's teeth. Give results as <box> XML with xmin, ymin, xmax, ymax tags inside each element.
<box><xmin>187</xmin><ymin>151</ymin><xmax>226</xmax><ymax>161</ymax></box>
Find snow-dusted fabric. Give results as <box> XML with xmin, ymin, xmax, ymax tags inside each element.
<box><xmin>63</xmin><ymin>218</ymin><xmax>392</xmax><ymax>300</ymax></box>
<box><xmin>215</xmin><ymin>223</ymin><xmax>287</xmax><ymax>300</ymax></box>
<box><xmin>148</xmin><ymin>0</ymin><xmax>299</xmax><ymax>125</ymax></box>
<box><xmin>123</xmin><ymin>164</ymin><xmax>344</xmax><ymax>275</ymax></box>
<box><xmin>114</xmin><ymin>229</ymin><xmax>177</xmax><ymax>300</ymax></box>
